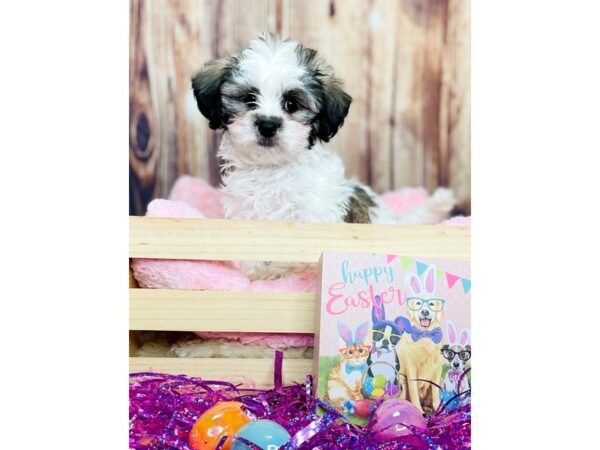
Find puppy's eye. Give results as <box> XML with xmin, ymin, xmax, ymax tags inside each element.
<box><xmin>283</xmin><ymin>99</ymin><xmax>298</xmax><ymax>113</ymax></box>
<box><xmin>242</xmin><ymin>93</ymin><xmax>257</xmax><ymax>109</ymax></box>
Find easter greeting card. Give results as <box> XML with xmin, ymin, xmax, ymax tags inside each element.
<box><xmin>314</xmin><ymin>251</ymin><xmax>471</xmax><ymax>422</ymax></box>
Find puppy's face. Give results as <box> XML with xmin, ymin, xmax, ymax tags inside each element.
<box><xmin>192</xmin><ymin>35</ymin><xmax>352</xmax><ymax>167</ymax></box>
<box><xmin>371</xmin><ymin>323</ymin><xmax>402</xmax><ymax>352</ymax></box>
<box><xmin>441</xmin><ymin>344</ymin><xmax>471</xmax><ymax>372</ymax></box>
<box><xmin>406</xmin><ymin>299</ymin><xmax>444</xmax><ymax>331</ymax></box>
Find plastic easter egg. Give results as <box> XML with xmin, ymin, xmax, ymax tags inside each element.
<box><xmin>371</xmin><ymin>398</ymin><xmax>426</xmax><ymax>442</ymax></box>
<box><xmin>189</xmin><ymin>401</ymin><xmax>255</xmax><ymax>450</ymax></box>
<box><xmin>231</xmin><ymin>419</ymin><xmax>291</xmax><ymax>450</ymax></box>
<box><xmin>371</xmin><ymin>388</ymin><xmax>385</xmax><ymax>398</ymax></box>
<box><xmin>384</xmin><ymin>381</ymin><xmax>400</xmax><ymax>396</ymax></box>
<box><xmin>354</xmin><ymin>399</ymin><xmax>372</xmax><ymax>418</ymax></box>
<box><xmin>372</xmin><ymin>375</ymin><xmax>387</xmax><ymax>389</ymax></box>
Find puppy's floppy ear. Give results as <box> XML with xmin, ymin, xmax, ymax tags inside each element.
<box><xmin>316</xmin><ymin>75</ymin><xmax>352</xmax><ymax>142</ymax></box>
<box><xmin>191</xmin><ymin>57</ymin><xmax>235</xmax><ymax>129</ymax></box>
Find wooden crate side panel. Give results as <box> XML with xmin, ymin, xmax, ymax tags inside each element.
<box><xmin>130</xmin><ymin>289</ymin><xmax>316</xmax><ymax>332</ymax></box>
<box><xmin>130</xmin><ymin>357</ymin><xmax>312</xmax><ymax>387</ymax></box>
<box><xmin>129</xmin><ymin>217</ymin><xmax>471</xmax><ymax>262</ymax></box>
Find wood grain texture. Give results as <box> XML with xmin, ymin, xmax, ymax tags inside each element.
<box><xmin>129</xmin><ymin>357</ymin><xmax>312</xmax><ymax>386</ymax></box>
<box><xmin>129</xmin><ymin>216</ymin><xmax>470</xmax><ymax>262</ymax></box>
<box><xmin>129</xmin><ymin>0</ymin><xmax>470</xmax><ymax>215</ymax></box>
<box><xmin>130</xmin><ymin>289</ymin><xmax>316</xmax><ymax>332</ymax></box>
<box><xmin>443</xmin><ymin>0</ymin><xmax>471</xmax><ymax>213</ymax></box>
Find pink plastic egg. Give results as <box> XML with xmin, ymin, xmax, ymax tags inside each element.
<box><xmin>371</xmin><ymin>398</ymin><xmax>426</xmax><ymax>442</ymax></box>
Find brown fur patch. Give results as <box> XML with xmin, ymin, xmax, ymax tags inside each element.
<box><xmin>343</xmin><ymin>186</ymin><xmax>376</xmax><ymax>224</ymax></box>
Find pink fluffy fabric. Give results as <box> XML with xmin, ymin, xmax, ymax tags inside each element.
<box><xmin>131</xmin><ymin>176</ymin><xmax>469</xmax><ymax>348</ymax></box>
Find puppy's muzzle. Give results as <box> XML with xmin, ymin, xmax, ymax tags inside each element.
<box><xmin>256</xmin><ymin>116</ymin><xmax>282</xmax><ymax>138</ymax></box>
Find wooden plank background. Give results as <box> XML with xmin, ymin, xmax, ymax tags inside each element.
<box><xmin>129</xmin><ymin>0</ymin><xmax>470</xmax><ymax>215</ymax></box>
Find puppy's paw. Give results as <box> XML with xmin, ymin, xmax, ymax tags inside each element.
<box><xmin>397</xmin><ymin>187</ymin><xmax>456</xmax><ymax>224</ymax></box>
<box><xmin>242</xmin><ymin>261</ymin><xmax>311</xmax><ymax>281</ymax></box>
<box><xmin>429</xmin><ymin>187</ymin><xmax>456</xmax><ymax>215</ymax></box>
<box><xmin>242</xmin><ymin>261</ymin><xmax>279</xmax><ymax>281</ymax></box>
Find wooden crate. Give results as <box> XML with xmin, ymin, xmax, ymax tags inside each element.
<box><xmin>129</xmin><ymin>216</ymin><xmax>470</xmax><ymax>386</ymax></box>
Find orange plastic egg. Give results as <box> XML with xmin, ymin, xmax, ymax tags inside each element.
<box><xmin>189</xmin><ymin>401</ymin><xmax>255</xmax><ymax>450</ymax></box>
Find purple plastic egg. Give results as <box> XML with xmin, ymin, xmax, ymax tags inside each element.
<box><xmin>371</xmin><ymin>398</ymin><xmax>426</xmax><ymax>442</ymax></box>
<box><xmin>384</xmin><ymin>381</ymin><xmax>400</xmax><ymax>396</ymax></box>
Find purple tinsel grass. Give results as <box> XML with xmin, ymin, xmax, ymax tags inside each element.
<box><xmin>129</xmin><ymin>371</ymin><xmax>470</xmax><ymax>450</ymax></box>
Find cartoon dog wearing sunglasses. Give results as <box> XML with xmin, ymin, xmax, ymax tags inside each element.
<box><xmin>365</xmin><ymin>294</ymin><xmax>403</xmax><ymax>391</ymax></box>
<box><xmin>397</xmin><ymin>265</ymin><xmax>446</xmax><ymax>413</ymax></box>
<box><xmin>440</xmin><ymin>321</ymin><xmax>471</xmax><ymax>409</ymax></box>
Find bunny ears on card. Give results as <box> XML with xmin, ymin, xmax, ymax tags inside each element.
<box><xmin>337</xmin><ymin>321</ymin><xmax>369</xmax><ymax>345</ymax></box>
<box><xmin>446</xmin><ymin>320</ymin><xmax>470</xmax><ymax>346</ymax></box>
<box><xmin>405</xmin><ymin>265</ymin><xmax>437</xmax><ymax>296</ymax></box>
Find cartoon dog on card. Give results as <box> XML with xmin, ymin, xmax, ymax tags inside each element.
<box><xmin>440</xmin><ymin>321</ymin><xmax>471</xmax><ymax>408</ymax></box>
<box><xmin>327</xmin><ymin>321</ymin><xmax>370</xmax><ymax>413</ymax></box>
<box><xmin>363</xmin><ymin>294</ymin><xmax>404</xmax><ymax>398</ymax></box>
<box><xmin>397</xmin><ymin>265</ymin><xmax>445</xmax><ymax>413</ymax></box>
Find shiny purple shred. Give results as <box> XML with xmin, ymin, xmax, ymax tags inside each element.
<box><xmin>130</xmin><ymin>371</ymin><xmax>470</xmax><ymax>450</ymax></box>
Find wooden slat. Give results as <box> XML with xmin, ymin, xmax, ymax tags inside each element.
<box><xmin>129</xmin><ymin>357</ymin><xmax>312</xmax><ymax>387</ymax></box>
<box><xmin>444</xmin><ymin>0</ymin><xmax>471</xmax><ymax>214</ymax></box>
<box><xmin>130</xmin><ymin>217</ymin><xmax>470</xmax><ymax>262</ymax></box>
<box><xmin>130</xmin><ymin>289</ymin><xmax>315</xmax><ymax>332</ymax></box>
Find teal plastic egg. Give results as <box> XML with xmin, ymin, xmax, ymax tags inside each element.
<box><xmin>231</xmin><ymin>419</ymin><xmax>291</xmax><ymax>450</ymax></box>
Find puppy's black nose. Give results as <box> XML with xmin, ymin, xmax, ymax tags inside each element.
<box><xmin>422</xmin><ymin>310</ymin><xmax>430</xmax><ymax>317</ymax></box>
<box><xmin>453</xmin><ymin>362</ymin><xmax>460</xmax><ymax>368</ymax></box>
<box><xmin>257</xmin><ymin>117</ymin><xmax>282</xmax><ymax>138</ymax></box>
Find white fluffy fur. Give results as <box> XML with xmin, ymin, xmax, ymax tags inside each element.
<box><xmin>196</xmin><ymin>35</ymin><xmax>456</xmax><ymax>279</ymax></box>
<box><xmin>135</xmin><ymin>337</ymin><xmax>313</xmax><ymax>359</ymax></box>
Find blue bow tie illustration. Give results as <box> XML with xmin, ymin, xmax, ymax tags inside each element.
<box><xmin>410</xmin><ymin>326</ymin><xmax>443</xmax><ymax>344</ymax></box>
<box><xmin>345</xmin><ymin>362</ymin><xmax>367</xmax><ymax>375</ymax></box>
<box><xmin>395</xmin><ymin>316</ymin><xmax>443</xmax><ymax>344</ymax></box>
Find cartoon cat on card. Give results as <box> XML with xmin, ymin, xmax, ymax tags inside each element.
<box><xmin>327</xmin><ymin>321</ymin><xmax>370</xmax><ymax>413</ymax></box>
<box><xmin>396</xmin><ymin>265</ymin><xmax>445</xmax><ymax>413</ymax></box>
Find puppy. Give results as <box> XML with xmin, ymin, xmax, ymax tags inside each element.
<box><xmin>192</xmin><ymin>34</ymin><xmax>455</xmax><ymax>279</ymax></box>
<box><xmin>396</xmin><ymin>266</ymin><xmax>445</xmax><ymax>413</ymax></box>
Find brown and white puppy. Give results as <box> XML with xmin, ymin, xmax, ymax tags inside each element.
<box><xmin>397</xmin><ymin>266</ymin><xmax>445</xmax><ymax>413</ymax></box>
<box><xmin>192</xmin><ymin>34</ymin><xmax>455</xmax><ymax>280</ymax></box>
